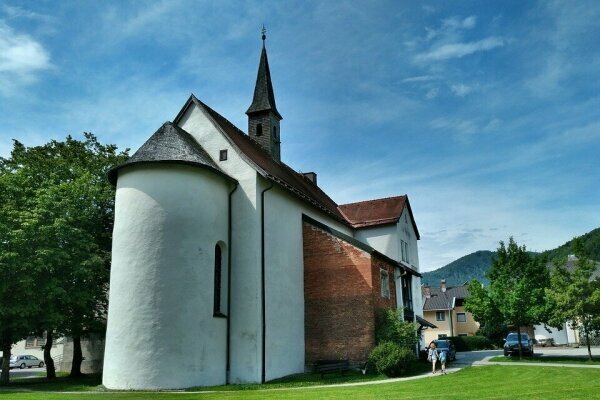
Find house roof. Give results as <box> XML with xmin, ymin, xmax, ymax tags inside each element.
<box><xmin>302</xmin><ymin>214</ymin><xmax>421</xmax><ymax>277</ymax></box>
<box><xmin>174</xmin><ymin>95</ymin><xmax>348</xmax><ymax>225</ymax></box>
<box><xmin>338</xmin><ymin>196</ymin><xmax>420</xmax><ymax>239</ymax></box>
<box><xmin>422</xmin><ymin>285</ymin><xmax>469</xmax><ymax>311</ymax></box>
<box><xmin>107</xmin><ymin>122</ymin><xmax>235</xmax><ymax>185</ymax></box>
<box><xmin>246</xmin><ymin>44</ymin><xmax>282</xmax><ymax>120</ymax></box>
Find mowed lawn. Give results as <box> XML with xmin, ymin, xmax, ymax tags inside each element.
<box><xmin>2</xmin><ymin>365</ymin><xmax>600</xmax><ymax>400</ymax></box>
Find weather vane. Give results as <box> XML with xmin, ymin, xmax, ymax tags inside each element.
<box><xmin>261</xmin><ymin>25</ymin><xmax>266</xmax><ymax>42</ymax></box>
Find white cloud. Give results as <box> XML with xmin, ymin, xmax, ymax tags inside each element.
<box><xmin>0</xmin><ymin>22</ymin><xmax>51</xmax><ymax>94</ymax></box>
<box><xmin>401</xmin><ymin>75</ymin><xmax>438</xmax><ymax>83</ymax></box>
<box><xmin>450</xmin><ymin>83</ymin><xmax>473</xmax><ymax>97</ymax></box>
<box><xmin>425</xmin><ymin>87</ymin><xmax>439</xmax><ymax>99</ymax></box>
<box><xmin>442</xmin><ymin>15</ymin><xmax>477</xmax><ymax>30</ymax></box>
<box><xmin>416</xmin><ymin>36</ymin><xmax>505</xmax><ymax>62</ymax></box>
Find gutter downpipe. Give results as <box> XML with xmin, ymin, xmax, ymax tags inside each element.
<box><xmin>226</xmin><ymin>182</ymin><xmax>239</xmax><ymax>384</ymax></box>
<box><xmin>261</xmin><ymin>180</ymin><xmax>274</xmax><ymax>384</ymax></box>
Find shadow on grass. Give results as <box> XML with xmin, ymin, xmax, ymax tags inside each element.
<box><xmin>189</xmin><ymin>360</ymin><xmax>433</xmax><ymax>392</ymax></box>
<box><xmin>0</xmin><ymin>372</ymin><xmax>103</xmax><ymax>392</ymax></box>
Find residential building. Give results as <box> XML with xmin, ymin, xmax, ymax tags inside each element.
<box><xmin>421</xmin><ymin>280</ymin><xmax>479</xmax><ymax>344</ymax></box>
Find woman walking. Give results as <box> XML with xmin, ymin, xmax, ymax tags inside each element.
<box><xmin>428</xmin><ymin>341</ymin><xmax>439</xmax><ymax>374</ymax></box>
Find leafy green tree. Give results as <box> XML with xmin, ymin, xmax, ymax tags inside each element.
<box><xmin>546</xmin><ymin>240</ymin><xmax>600</xmax><ymax>360</ymax></box>
<box><xmin>466</xmin><ymin>238</ymin><xmax>549</xmax><ymax>359</ymax></box>
<box><xmin>0</xmin><ymin>134</ymin><xmax>127</xmax><ymax>382</ymax></box>
<box><xmin>465</xmin><ymin>279</ymin><xmax>508</xmax><ymax>346</ymax></box>
<box><xmin>489</xmin><ymin>238</ymin><xmax>549</xmax><ymax>358</ymax></box>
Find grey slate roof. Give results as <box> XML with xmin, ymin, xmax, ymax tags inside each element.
<box><xmin>246</xmin><ymin>45</ymin><xmax>282</xmax><ymax>120</ymax></box>
<box><xmin>423</xmin><ymin>285</ymin><xmax>469</xmax><ymax>311</ymax></box>
<box><xmin>107</xmin><ymin>121</ymin><xmax>235</xmax><ymax>185</ymax></box>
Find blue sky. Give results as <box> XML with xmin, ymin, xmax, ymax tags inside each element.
<box><xmin>1</xmin><ymin>1</ymin><xmax>599</xmax><ymax>271</ymax></box>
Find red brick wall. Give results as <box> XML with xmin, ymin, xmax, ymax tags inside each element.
<box><xmin>303</xmin><ymin>222</ymin><xmax>397</xmax><ymax>364</ymax></box>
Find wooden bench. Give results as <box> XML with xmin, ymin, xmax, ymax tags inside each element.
<box><xmin>313</xmin><ymin>359</ymin><xmax>351</xmax><ymax>377</ymax></box>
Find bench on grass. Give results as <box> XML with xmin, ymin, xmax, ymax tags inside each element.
<box><xmin>313</xmin><ymin>359</ymin><xmax>351</xmax><ymax>377</ymax></box>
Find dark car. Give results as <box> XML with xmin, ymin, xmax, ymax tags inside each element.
<box><xmin>503</xmin><ymin>332</ymin><xmax>534</xmax><ymax>356</ymax></box>
<box><xmin>433</xmin><ymin>339</ymin><xmax>456</xmax><ymax>361</ymax></box>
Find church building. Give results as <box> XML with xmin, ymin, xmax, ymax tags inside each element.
<box><xmin>103</xmin><ymin>34</ymin><xmax>425</xmax><ymax>390</ymax></box>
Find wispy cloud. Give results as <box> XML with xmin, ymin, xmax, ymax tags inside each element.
<box><xmin>0</xmin><ymin>21</ymin><xmax>51</xmax><ymax>95</ymax></box>
<box><xmin>416</xmin><ymin>36</ymin><xmax>505</xmax><ymax>62</ymax></box>
<box><xmin>450</xmin><ymin>83</ymin><xmax>474</xmax><ymax>97</ymax></box>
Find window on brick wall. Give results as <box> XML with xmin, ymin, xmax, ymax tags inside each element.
<box><xmin>380</xmin><ymin>269</ymin><xmax>390</xmax><ymax>298</ymax></box>
<box><xmin>436</xmin><ymin>311</ymin><xmax>445</xmax><ymax>321</ymax></box>
<box><xmin>457</xmin><ymin>312</ymin><xmax>467</xmax><ymax>323</ymax></box>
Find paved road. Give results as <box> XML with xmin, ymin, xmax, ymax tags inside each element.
<box><xmin>0</xmin><ymin>366</ymin><xmax>46</xmax><ymax>379</ymax></box>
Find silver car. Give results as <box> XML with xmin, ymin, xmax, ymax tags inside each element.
<box><xmin>9</xmin><ymin>355</ymin><xmax>45</xmax><ymax>369</ymax></box>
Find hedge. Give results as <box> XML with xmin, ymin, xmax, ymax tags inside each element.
<box><xmin>447</xmin><ymin>335</ymin><xmax>494</xmax><ymax>351</ymax></box>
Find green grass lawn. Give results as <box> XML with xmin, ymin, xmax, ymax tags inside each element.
<box><xmin>490</xmin><ymin>355</ymin><xmax>600</xmax><ymax>364</ymax></box>
<box><xmin>1</xmin><ymin>365</ymin><xmax>600</xmax><ymax>399</ymax></box>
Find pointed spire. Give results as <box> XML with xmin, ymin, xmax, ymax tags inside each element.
<box><xmin>246</xmin><ymin>27</ymin><xmax>282</xmax><ymax>120</ymax></box>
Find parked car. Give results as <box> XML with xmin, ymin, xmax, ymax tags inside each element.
<box><xmin>9</xmin><ymin>355</ymin><xmax>45</xmax><ymax>369</ymax></box>
<box><xmin>433</xmin><ymin>339</ymin><xmax>457</xmax><ymax>361</ymax></box>
<box><xmin>503</xmin><ymin>332</ymin><xmax>534</xmax><ymax>356</ymax></box>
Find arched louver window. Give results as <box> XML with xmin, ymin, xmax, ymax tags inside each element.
<box><xmin>256</xmin><ymin>123</ymin><xmax>263</xmax><ymax>136</ymax></box>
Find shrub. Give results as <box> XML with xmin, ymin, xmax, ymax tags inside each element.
<box><xmin>447</xmin><ymin>335</ymin><xmax>494</xmax><ymax>351</ymax></box>
<box><xmin>375</xmin><ymin>308</ymin><xmax>418</xmax><ymax>348</ymax></box>
<box><xmin>368</xmin><ymin>341</ymin><xmax>416</xmax><ymax>377</ymax></box>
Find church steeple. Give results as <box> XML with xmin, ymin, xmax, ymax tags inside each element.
<box><xmin>246</xmin><ymin>27</ymin><xmax>282</xmax><ymax>161</ymax></box>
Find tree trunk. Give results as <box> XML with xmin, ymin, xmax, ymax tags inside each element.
<box><xmin>43</xmin><ymin>331</ymin><xmax>56</xmax><ymax>379</ymax></box>
<box><xmin>0</xmin><ymin>336</ymin><xmax>11</xmax><ymax>385</ymax></box>
<box><xmin>70</xmin><ymin>335</ymin><xmax>83</xmax><ymax>377</ymax></box>
<box><xmin>583</xmin><ymin>325</ymin><xmax>593</xmax><ymax>361</ymax></box>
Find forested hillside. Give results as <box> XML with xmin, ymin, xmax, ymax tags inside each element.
<box><xmin>542</xmin><ymin>227</ymin><xmax>600</xmax><ymax>262</ymax></box>
<box><xmin>422</xmin><ymin>227</ymin><xmax>600</xmax><ymax>287</ymax></box>
<box><xmin>421</xmin><ymin>250</ymin><xmax>495</xmax><ymax>286</ymax></box>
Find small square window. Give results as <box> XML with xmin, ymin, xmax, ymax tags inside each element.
<box><xmin>219</xmin><ymin>150</ymin><xmax>228</xmax><ymax>161</ymax></box>
<box><xmin>457</xmin><ymin>313</ymin><xmax>467</xmax><ymax>323</ymax></box>
<box><xmin>436</xmin><ymin>311</ymin><xmax>445</xmax><ymax>321</ymax></box>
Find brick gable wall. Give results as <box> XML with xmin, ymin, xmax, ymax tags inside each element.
<box><xmin>303</xmin><ymin>222</ymin><xmax>397</xmax><ymax>365</ymax></box>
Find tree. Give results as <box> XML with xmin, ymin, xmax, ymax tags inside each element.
<box><xmin>465</xmin><ymin>279</ymin><xmax>508</xmax><ymax>346</ymax></box>
<box><xmin>0</xmin><ymin>134</ymin><xmax>127</xmax><ymax>383</ymax></box>
<box><xmin>466</xmin><ymin>238</ymin><xmax>549</xmax><ymax>359</ymax></box>
<box><xmin>546</xmin><ymin>240</ymin><xmax>600</xmax><ymax>360</ymax></box>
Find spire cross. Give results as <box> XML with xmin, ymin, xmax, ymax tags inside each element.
<box><xmin>261</xmin><ymin>25</ymin><xmax>266</xmax><ymax>43</ymax></box>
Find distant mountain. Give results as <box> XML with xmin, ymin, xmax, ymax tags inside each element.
<box><xmin>422</xmin><ymin>227</ymin><xmax>600</xmax><ymax>288</ymax></box>
<box><xmin>542</xmin><ymin>227</ymin><xmax>600</xmax><ymax>262</ymax></box>
<box><xmin>421</xmin><ymin>250</ymin><xmax>495</xmax><ymax>287</ymax></box>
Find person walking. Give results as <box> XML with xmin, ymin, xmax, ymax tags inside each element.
<box><xmin>439</xmin><ymin>348</ymin><xmax>447</xmax><ymax>375</ymax></box>
<box><xmin>427</xmin><ymin>341</ymin><xmax>439</xmax><ymax>374</ymax></box>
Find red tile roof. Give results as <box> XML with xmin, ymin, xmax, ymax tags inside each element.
<box><xmin>174</xmin><ymin>95</ymin><xmax>348</xmax><ymax>224</ymax></box>
<box><xmin>339</xmin><ymin>196</ymin><xmax>420</xmax><ymax>239</ymax></box>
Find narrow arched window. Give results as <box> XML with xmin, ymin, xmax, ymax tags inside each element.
<box><xmin>214</xmin><ymin>244</ymin><xmax>222</xmax><ymax>315</ymax></box>
<box><xmin>256</xmin><ymin>123</ymin><xmax>263</xmax><ymax>136</ymax></box>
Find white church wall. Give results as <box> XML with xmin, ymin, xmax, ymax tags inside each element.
<box><xmin>103</xmin><ymin>165</ymin><xmax>231</xmax><ymax>389</ymax></box>
<box><xmin>263</xmin><ymin>182</ymin><xmax>352</xmax><ymax>381</ymax></box>
<box><xmin>177</xmin><ymin>103</ymin><xmax>264</xmax><ymax>383</ymax></box>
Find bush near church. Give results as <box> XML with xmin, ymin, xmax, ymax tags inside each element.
<box><xmin>368</xmin><ymin>341</ymin><xmax>416</xmax><ymax>377</ymax></box>
<box><xmin>368</xmin><ymin>308</ymin><xmax>418</xmax><ymax>376</ymax></box>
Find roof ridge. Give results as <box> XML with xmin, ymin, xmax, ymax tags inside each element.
<box><xmin>339</xmin><ymin>194</ymin><xmax>407</xmax><ymax>207</ymax></box>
